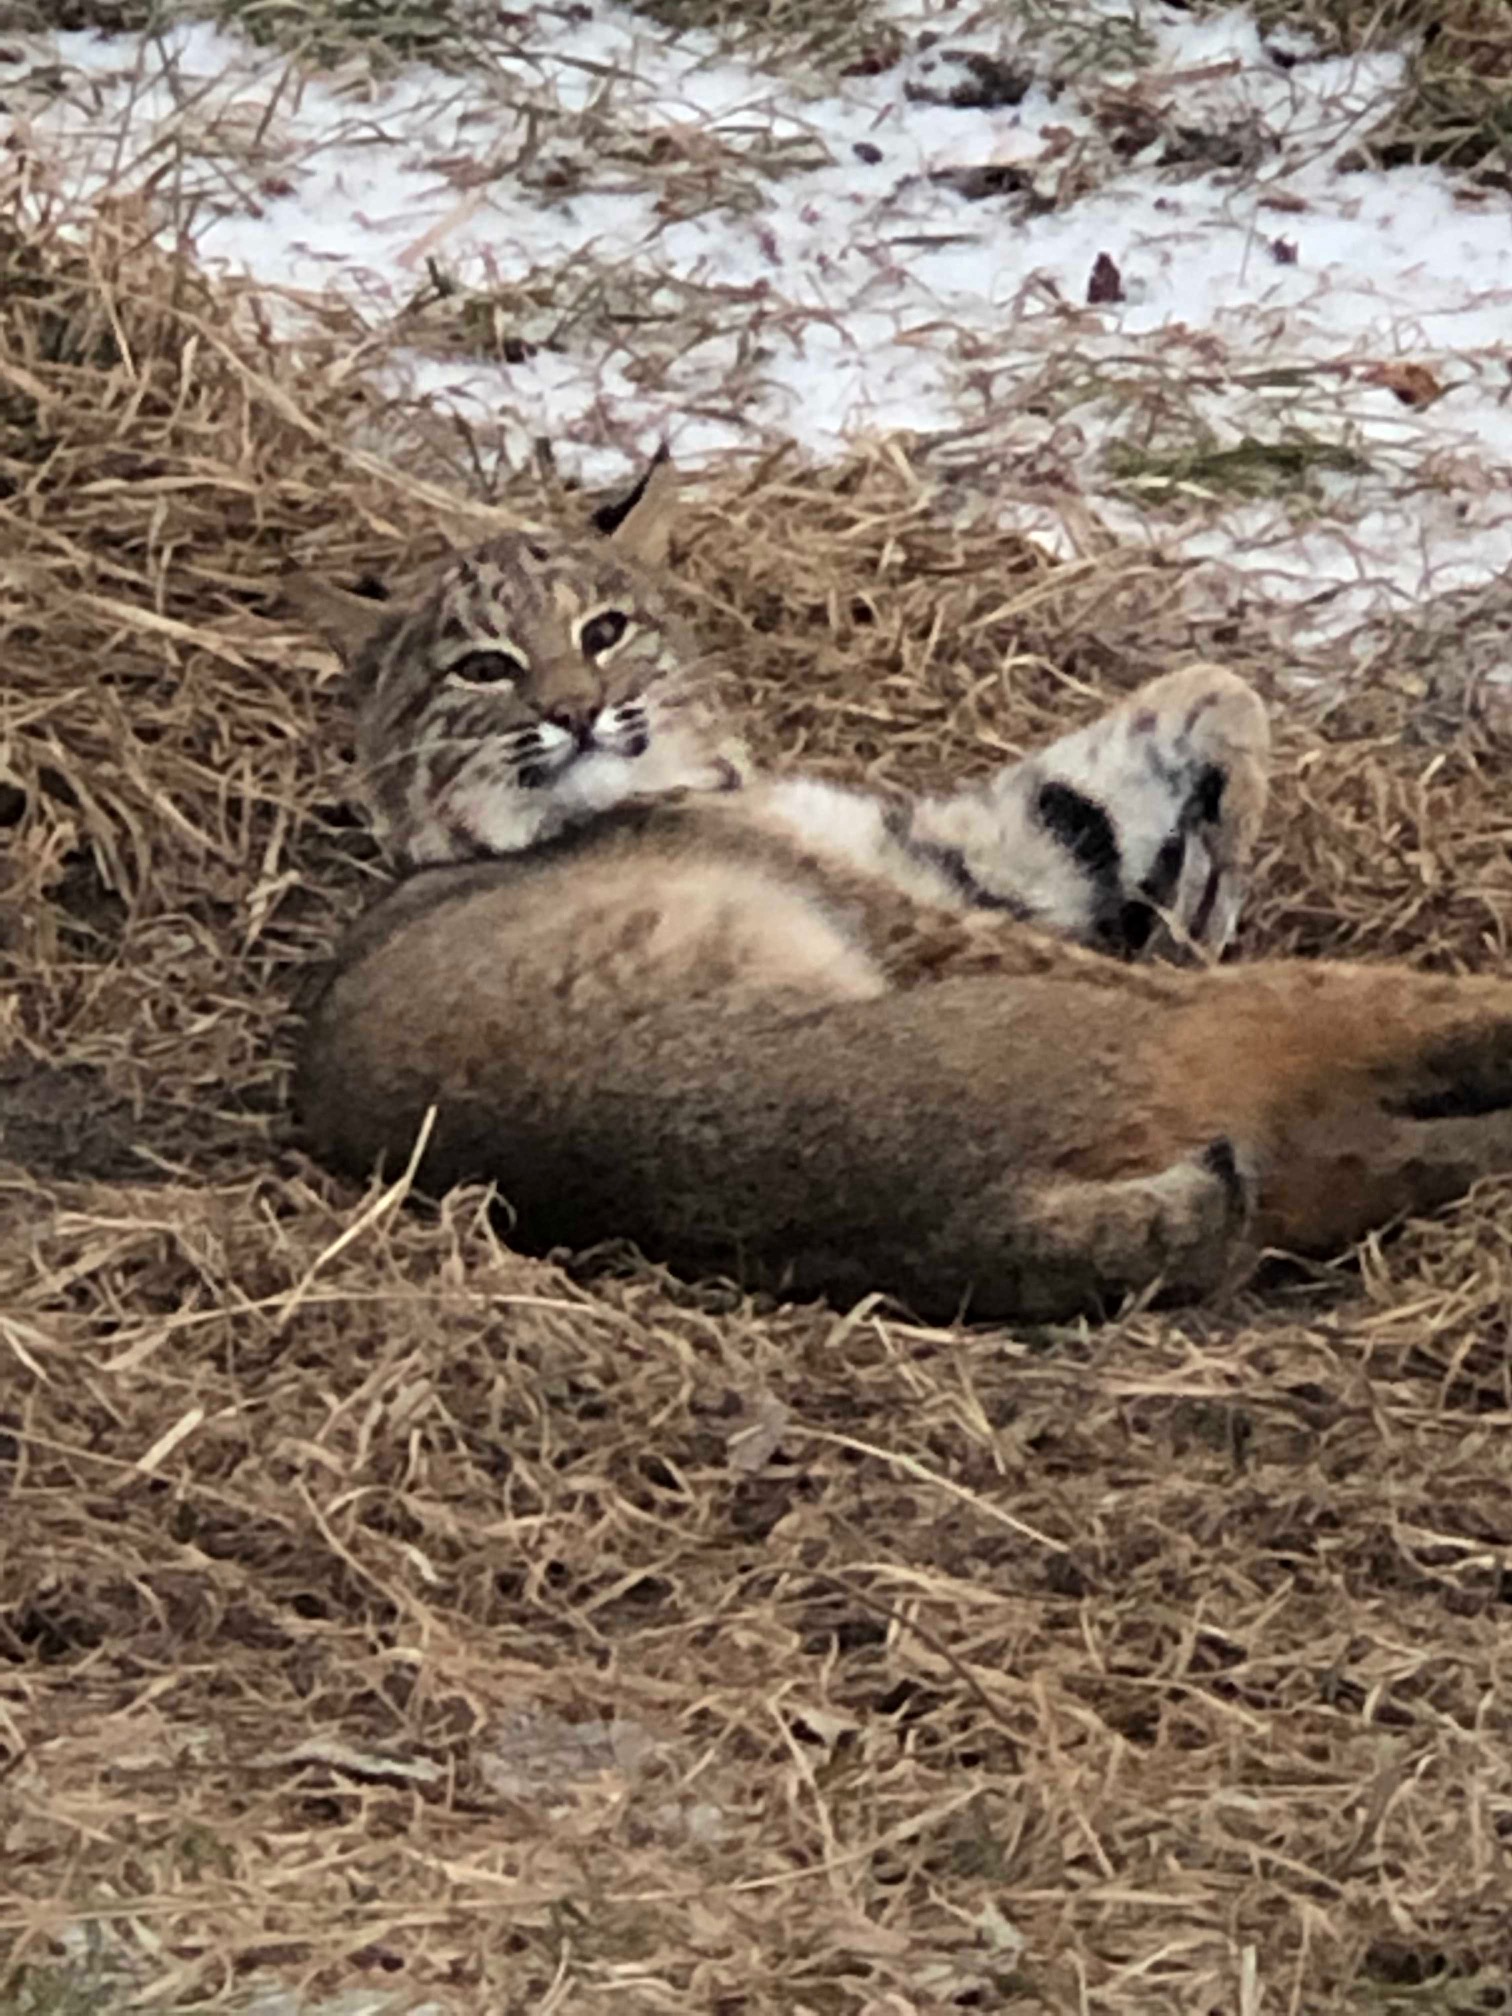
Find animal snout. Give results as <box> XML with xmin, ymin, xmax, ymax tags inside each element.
<box><xmin>545</xmin><ymin>698</ymin><xmax>599</xmax><ymax>746</ymax></box>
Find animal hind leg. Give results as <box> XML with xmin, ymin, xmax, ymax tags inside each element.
<box><xmin>1263</xmin><ymin>1098</ymin><xmax>1512</xmax><ymax>1255</ymax></box>
<box><xmin>922</xmin><ymin>1136</ymin><xmax>1258</xmax><ymax>1323</ymax></box>
<box><xmin>1192</xmin><ymin>966</ymin><xmax>1512</xmax><ymax>1253</ymax></box>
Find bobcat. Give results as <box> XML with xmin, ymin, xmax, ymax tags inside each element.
<box><xmin>291</xmin><ymin>459</ymin><xmax>1512</xmax><ymax>1323</ymax></box>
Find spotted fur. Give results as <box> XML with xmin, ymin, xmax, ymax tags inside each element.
<box><xmin>750</xmin><ymin>662</ymin><xmax>1268</xmax><ymax>961</ymax></box>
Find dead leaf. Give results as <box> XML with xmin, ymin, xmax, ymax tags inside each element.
<box><xmin>1362</xmin><ymin>361</ymin><xmax>1445</xmax><ymax>408</ymax></box>
<box><xmin>1087</xmin><ymin>251</ymin><xmax>1125</xmax><ymax>305</ymax></box>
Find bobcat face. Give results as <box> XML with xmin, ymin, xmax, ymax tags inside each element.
<box><xmin>301</xmin><ymin>459</ymin><xmax>746</xmax><ymax>868</ymax></box>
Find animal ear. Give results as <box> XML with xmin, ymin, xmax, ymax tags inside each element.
<box><xmin>592</xmin><ymin>444</ymin><xmax>675</xmax><ymax>566</ymax></box>
<box><xmin>282</xmin><ymin>570</ymin><xmax>394</xmax><ymax>664</ymax></box>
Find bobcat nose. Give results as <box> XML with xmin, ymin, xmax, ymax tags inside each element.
<box><xmin>545</xmin><ymin>697</ymin><xmax>599</xmax><ymax>747</ymax></box>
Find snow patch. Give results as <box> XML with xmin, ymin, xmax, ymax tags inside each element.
<box><xmin>3</xmin><ymin>0</ymin><xmax>1509</xmax><ymax>641</ymax></box>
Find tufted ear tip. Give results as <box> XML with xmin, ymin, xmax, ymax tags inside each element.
<box><xmin>592</xmin><ymin>445</ymin><xmax>676</xmax><ymax>565</ymax></box>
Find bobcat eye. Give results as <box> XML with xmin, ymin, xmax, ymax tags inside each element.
<box><xmin>578</xmin><ymin>609</ymin><xmax>631</xmax><ymax>658</ymax></box>
<box><xmin>446</xmin><ymin>648</ymin><xmax>527</xmax><ymax>688</ymax></box>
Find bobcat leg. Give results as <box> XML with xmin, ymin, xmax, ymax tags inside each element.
<box><xmin>1260</xmin><ymin>1106</ymin><xmax>1512</xmax><ymax>1255</ymax></box>
<box><xmin>945</xmin><ymin>1137</ymin><xmax>1257</xmax><ymax>1323</ymax></box>
<box><xmin>1028</xmin><ymin>664</ymin><xmax>1271</xmax><ymax>957</ymax></box>
<box><xmin>769</xmin><ymin>1136</ymin><xmax>1256</xmax><ymax>1323</ymax></box>
<box><xmin>908</xmin><ymin>666</ymin><xmax>1270</xmax><ymax>959</ymax></box>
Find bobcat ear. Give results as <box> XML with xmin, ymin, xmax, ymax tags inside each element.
<box><xmin>592</xmin><ymin>444</ymin><xmax>675</xmax><ymax>566</ymax></box>
<box><xmin>282</xmin><ymin>570</ymin><xmax>394</xmax><ymax>664</ymax></box>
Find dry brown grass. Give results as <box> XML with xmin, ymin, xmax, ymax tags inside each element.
<box><xmin>5</xmin><ymin>191</ymin><xmax>1512</xmax><ymax>2016</ymax></box>
<box><xmin>1249</xmin><ymin>0</ymin><xmax>1512</xmax><ymax>175</ymax></box>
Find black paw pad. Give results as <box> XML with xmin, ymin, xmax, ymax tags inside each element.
<box><xmin>1112</xmin><ymin>899</ymin><xmax>1156</xmax><ymax>956</ymax></box>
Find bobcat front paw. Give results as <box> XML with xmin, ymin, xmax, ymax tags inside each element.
<box><xmin>1116</xmin><ymin>666</ymin><xmax>1271</xmax><ymax>960</ymax></box>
